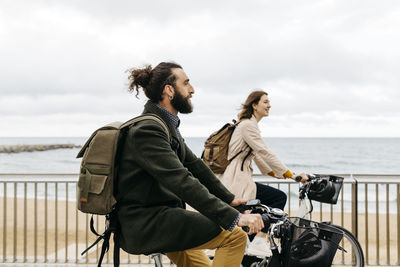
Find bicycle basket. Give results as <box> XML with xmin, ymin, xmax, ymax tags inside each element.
<box><xmin>307</xmin><ymin>175</ymin><xmax>344</xmax><ymax>204</ymax></box>
<box><xmin>282</xmin><ymin>217</ymin><xmax>343</xmax><ymax>267</ymax></box>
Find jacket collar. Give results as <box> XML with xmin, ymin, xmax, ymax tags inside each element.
<box><xmin>155</xmin><ymin>103</ymin><xmax>180</xmax><ymax>130</ymax></box>
<box><xmin>142</xmin><ymin>100</ymin><xmax>180</xmax><ymax>141</ymax></box>
<box><xmin>250</xmin><ymin>114</ymin><xmax>258</xmax><ymax>123</ymax></box>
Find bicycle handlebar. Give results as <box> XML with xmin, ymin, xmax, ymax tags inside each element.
<box><xmin>240</xmin><ymin>213</ymin><xmax>271</xmax><ymax>233</ymax></box>
<box><xmin>294</xmin><ymin>173</ymin><xmax>319</xmax><ymax>182</ymax></box>
<box><xmin>236</xmin><ymin>174</ymin><xmax>335</xmax><ymax>232</ymax></box>
<box><xmin>234</xmin><ymin>200</ymin><xmax>286</xmax><ymax>232</ymax></box>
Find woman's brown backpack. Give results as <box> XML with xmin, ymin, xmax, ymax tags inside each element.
<box><xmin>201</xmin><ymin>120</ymin><xmax>243</xmax><ymax>174</ymax></box>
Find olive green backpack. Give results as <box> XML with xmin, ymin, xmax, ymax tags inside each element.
<box><xmin>76</xmin><ymin>114</ymin><xmax>170</xmax><ymax>267</ymax></box>
<box><xmin>76</xmin><ymin>114</ymin><xmax>169</xmax><ymax>215</ymax></box>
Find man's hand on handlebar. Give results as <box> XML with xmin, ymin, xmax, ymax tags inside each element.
<box><xmin>293</xmin><ymin>173</ymin><xmax>308</xmax><ymax>183</ymax></box>
<box><xmin>237</xmin><ymin>213</ymin><xmax>264</xmax><ymax>235</ymax></box>
<box><xmin>229</xmin><ymin>199</ymin><xmax>247</xmax><ymax>207</ymax></box>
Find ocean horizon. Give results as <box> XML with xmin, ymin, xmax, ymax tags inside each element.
<box><xmin>0</xmin><ymin>136</ymin><xmax>399</xmax><ymax>174</ymax></box>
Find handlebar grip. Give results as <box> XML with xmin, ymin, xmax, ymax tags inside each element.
<box><xmin>242</xmin><ymin>214</ymin><xmax>271</xmax><ymax>233</ymax></box>
<box><xmin>261</xmin><ymin>213</ymin><xmax>271</xmax><ymax>229</ymax></box>
<box><xmin>234</xmin><ymin>204</ymin><xmax>248</xmax><ymax>213</ymax></box>
<box><xmin>307</xmin><ymin>174</ymin><xmax>315</xmax><ymax>180</ymax></box>
<box><xmin>296</xmin><ymin>174</ymin><xmax>316</xmax><ymax>182</ymax></box>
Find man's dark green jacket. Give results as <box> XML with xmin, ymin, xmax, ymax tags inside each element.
<box><xmin>116</xmin><ymin>101</ymin><xmax>240</xmax><ymax>255</ymax></box>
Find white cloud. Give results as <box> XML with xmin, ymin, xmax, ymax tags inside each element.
<box><xmin>0</xmin><ymin>0</ymin><xmax>400</xmax><ymax>137</ymax></box>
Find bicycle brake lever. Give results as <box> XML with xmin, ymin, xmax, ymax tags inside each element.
<box><xmin>234</xmin><ymin>199</ymin><xmax>262</xmax><ymax>213</ymax></box>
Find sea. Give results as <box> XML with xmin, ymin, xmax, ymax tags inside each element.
<box><xmin>1</xmin><ymin>137</ymin><xmax>399</xmax><ymax>213</ymax></box>
<box><xmin>0</xmin><ymin>137</ymin><xmax>399</xmax><ymax>174</ymax></box>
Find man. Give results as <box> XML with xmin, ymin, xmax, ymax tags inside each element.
<box><xmin>117</xmin><ymin>62</ymin><xmax>264</xmax><ymax>267</ymax></box>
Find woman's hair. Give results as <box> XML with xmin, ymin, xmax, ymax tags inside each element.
<box><xmin>127</xmin><ymin>62</ymin><xmax>182</xmax><ymax>102</ymax></box>
<box><xmin>238</xmin><ymin>90</ymin><xmax>268</xmax><ymax>120</ymax></box>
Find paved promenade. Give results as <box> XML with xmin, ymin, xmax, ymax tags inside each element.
<box><xmin>0</xmin><ymin>264</ymin><xmax>392</xmax><ymax>267</ymax></box>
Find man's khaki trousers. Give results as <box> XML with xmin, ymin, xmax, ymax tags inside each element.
<box><xmin>166</xmin><ymin>226</ymin><xmax>247</xmax><ymax>267</ymax></box>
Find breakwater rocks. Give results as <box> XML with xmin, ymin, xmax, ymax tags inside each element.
<box><xmin>0</xmin><ymin>144</ymin><xmax>82</xmax><ymax>153</ymax></box>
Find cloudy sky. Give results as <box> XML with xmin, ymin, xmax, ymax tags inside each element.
<box><xmin>1</xmin><ymin>0</ymin><xmax>399</xmax><ymax>137</ymax></box>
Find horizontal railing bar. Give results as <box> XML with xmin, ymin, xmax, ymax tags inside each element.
<box><xmin>0</xmin><ymin>174</ymin><xmax>78</xmax><ymax>182</ymax></box>
<box><xmin>1</xmin><ymin>173</ymin><xmax>400</xmax><ymax>183</ymax></box>
<box><xmin>2</xmin><ymin>173</ymin><xmax>400</xmax><ymax>177</ymax></box>
<box><xmin>0</xmin><ymin>173</ymin><xmax>78</xmax><ymax>176</ymax></box>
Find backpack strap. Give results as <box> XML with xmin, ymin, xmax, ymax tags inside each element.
<box><xmin>113</xmin><ymin>113</ymin><xmax>171</xmax><ymax>203</ymax></box>
<box><xmin>80</xmin><ymin>216</ymin><xmax>112</xmax><ymax>265</ymax></box>
<box><xmin>113</xmin><ymin>229</ymin><xmax>120</xmax><ymax>267</ymax></box>
<box><xmin>235</xmin><ymin>118</ymin><xmax>253</xmax><ymax>171</ymax></box>
<box><xmin>81</xmin><ymin>212</ymin><xmax>120</xmax><ymax>267</ymax></box>
<box><xmin>120</xmin><ymin>114</ymin><xmax>170</xmax><ymax>141</ymax></box>
<box><xmin>229</xmin><ymin>149</ymin><xmax>244</xmax><ymax>162</ymax></box>
<box><xmin>241</xmin><ymin>148</ymin><xmax>253</xmax><ymax>171</ymax></box>
<box><xmin>227</xmin><ymin>119</ymin><xmax>249</xmax><ymax>167</ymax></box>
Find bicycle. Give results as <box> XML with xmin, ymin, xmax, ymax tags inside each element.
<box><xmin>145</xmin><ymin>174</ymin><xmax>365</xmax><ymax>267</ymax></box>
<box><xmin>238</xmin><ymin>174</ymin><xmax>364</xmax><ymax>267</ymax></box>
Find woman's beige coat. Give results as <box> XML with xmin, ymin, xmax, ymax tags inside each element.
<box><xmin>218</xmin><ymin>115</ymin><xmax>289</xmax><ymax>200</ymax></box>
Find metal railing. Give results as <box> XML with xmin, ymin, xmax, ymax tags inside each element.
<box><xmin>0</xmin><ymin>174</ymin><xmax>167</xmax><ymax>265</ymax></box>
<box><xmin>1</xmin><ymin>173</ymin><xmax>399</xmax><ymax>265</ymax></box>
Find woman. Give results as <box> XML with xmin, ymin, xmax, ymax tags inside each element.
<box><xmin>219</xmin><ymin>90</ymin><xmax>308</xmax><ymax>266</ymax></box>
<box><xmin>219</xmin><ymin>90</ymin><xmax>308</xmax><ymax>212</ymax></box>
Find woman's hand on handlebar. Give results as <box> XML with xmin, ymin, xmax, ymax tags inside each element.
<box><xmin>238</xmin><ymin>213</ymin><xmax>264</xmax><ymax>235</ymax></box>
<box><xmin>293</xmin><ymin>173</ymin><xmax>308</xmax><ymax>183</ymax></box>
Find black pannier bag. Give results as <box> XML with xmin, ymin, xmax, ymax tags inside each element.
<box><xmin>307</xmin><ymin>175</ymin><xmax>344</xmax><ymax>204</ymax></box>
<box><xmin>281</xmin><ymin>217</ymin><xmax>343</xmax><ymax>267</ymax></box>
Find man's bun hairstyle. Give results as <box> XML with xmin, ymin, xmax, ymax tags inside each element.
<box><xmin>127</xmin><ymin>65</ymin><xmax>152</xmax><ymax>97</ymax></box>
<box><xmin>127</xmin><ymin>62</ymin><xmax>182</xmax><ymax>102</ymax></box>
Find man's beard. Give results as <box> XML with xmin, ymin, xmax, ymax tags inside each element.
<box><xmin>171</xmin><ymin>88</ymin><xmax>193</xmax><ymax>114</ymax></box>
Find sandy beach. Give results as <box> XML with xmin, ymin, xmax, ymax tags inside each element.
<box><xmin>0</xmin><ymin>197</ymin><xmax>147</xmax><ymax>264</ymax></box>
<box><xmin>0</xmin><ymin>197</ymin><xmax>398</xmax><ymax>265</ymax></box>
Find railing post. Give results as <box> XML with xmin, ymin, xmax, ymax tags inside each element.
<box><xmin>365</xmin><ymin>183</ymin><xmax>369</xmax><ymax>264</ymax></box>
<box><xmin>386</xmin><ymin>183</ymin><xmax>390</xmax><ymax>265</ymax></box>
<box><xmin>376</xmin><ymin>183</ymin><xmax>380</xmax><ymax>264</ymax></box>
<box><xmin>397</xmin><ymin>183</ymin><xmax>400</xmax><ymax>265</ymax></box>
<box><xmin>351</xmin><ymin>175</ymin><xmax>358</xmax><ymax>238</ymax></box>
<box><xmin>2</xmin><ymin>183</ymin><xmax>7</xmax><ymax>263</ymax></box>
<box><xmin>13</xmin><ymin>182</ymin><xmax>17</xmax><ymax>263</ymax></box>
